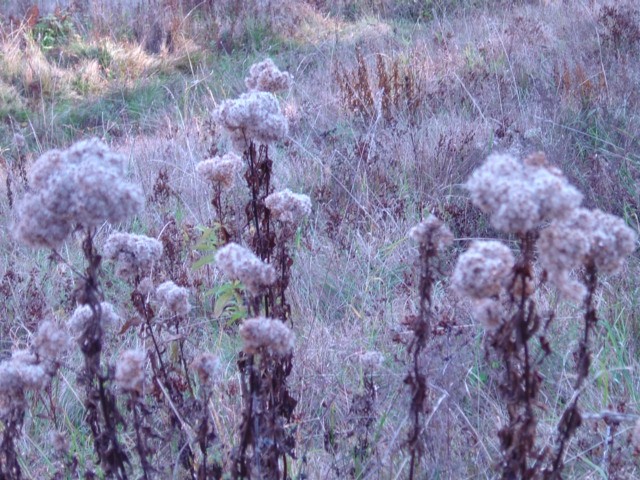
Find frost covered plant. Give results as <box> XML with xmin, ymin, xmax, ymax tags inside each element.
<box><xmin>239</xmin><ymin>317</ymin><xmax>295</xmax><ymax>357</ymax></box>
<box><xmin>214</xmin><ymin>91</ymin><xmax>288</xmax><ymax>151</ymax></box>
<box><xmin>215</xmin><ymin>242</ymin><xmax>276</xmax><ymax>295</ymax></box>
<box><xmin>156</xmin><ymin>281</ymin><xmax>191</xmax><ymax>316</ymax></box>
<box><xmin>265</xmin><ymin>189</ymin><xmax>311</xmax><ymax>228</ymax></box>
<box><xmin>245</xmin><ymin>58</ymin><xmax>293</xmax><ymax>93</ymax></box>
<box><xmin>466</xmin><ymin>152</ymin><xmax>582</xmax><ymax>233</ymax></box>
<box><xmin>195</xmin><ymin>152</ymin><xmax>244</xmax><ymax>190</ymax></box>
<box><xmin>15</xmin><ymin>138</ymin><xmax>144</xmax><ymax>249</ymax></box>
<box><xmin>115</xmin><ymin>350</ymin><xmax>147</xmax><ymax>394</ymax></box>
<box><xmin>103</xmin><ymin>232</ymin><xmax>163</xmax><ymax>281</ymax></box>
<box><xmin>451</xmin><ymin>240</ymin><xmax>515</xmax><ymax>300</ymax></box>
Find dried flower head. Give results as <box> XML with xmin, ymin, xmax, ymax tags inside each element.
<box><xmin>538</xmin><ymin>208</ymin><xmax>637</xmax><ymax>300</ymax></box>
<box><xmin>68</xmin><ymin>302</ymin><xmax>121</xmax><ymax>337</ymax></box>
<box><xmin>190</xmin><ymin>353</ymin><xmax>221</xmax><ymax>384</ymax></box>
<box><xmin>215</xmin><ymin>243</ymin><xmax>276</xmax><ymax>294</ymax></box>
<box><xmin>8</xmin><ymin>350</ymin><xmax>49</xmax><ymax>390</ymax></box>
<box><xmin>195</xmin><ymin>152</ymin><xmax>244</xmax><ymax>190</ymax></box>
<box><xmin>115</xmin><ymin>349</ymin><xmax>146</xmax><ymax>393</ymax></box>
<box><xmin>15</xmin><ymin>138</ymin><xmax>144</xmax><ymax>249</ymax></box>
<box><xmin>245</xmin><ymin>58</ymin><xmax>293</xmax><ymax>93</ymax></box>
<box><xmin>156</xmin><ymin>281</ymin><xmax>191</xmax><ymax>316</ymax></box>
<box><xmin>265</xmin><ymin>189</ymin><xmax>311</xmax><ymax>227</ymax></box>
<box><xmin>214</xmin><ymin>91</ymin><xmax>288</xmax><ymax>151</ymax></box>
<box><xmin>359</xmin><ymin>351</ymin><xmax>384</xmax><ymax>373</ymax></box>
<box><xmin>471</xmin><ymin>298</ymin><xmax>503</xmax><ymax>329</ymax></box>
<box><xmin>33</xmin><ymin>320</ymin><xmax>70</xmax><ymax>361</ymax></box>
<box><xmin>452</xmin><ymin>241</ymin><xmax>515</xmax><ymax>299</ymax></box>
<box><xmin>465</xmin><ymin>152</ymin><xmax>582</xmax><ymax>233</ymax></box>
<box><xmin>103</xmin><ymin>232</ymin><xmax>163</xmax><ymax>281</ymax></box>
<box><xmin>240</xmin><ymin>317</ymin><xmax>294</xmax><ymax>357</ymax></box>
<box><xmin>408</xmin><ymin>215</ymin><xmax>454</xmax><ymax>249</ymax></box>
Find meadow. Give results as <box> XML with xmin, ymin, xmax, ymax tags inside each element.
<box><xmin>1</xmin><ymin>0</ymin><xmax>640</xmax><ymax>478</ymax></box>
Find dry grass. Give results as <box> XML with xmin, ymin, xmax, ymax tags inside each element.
<box><xmin>0</xmin><ymin>0</ymin><xmax>639</xmax><ymax>478</ymax></box>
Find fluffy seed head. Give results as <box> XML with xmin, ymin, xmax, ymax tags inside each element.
<box><xmin>538</xmin><ymin>208</ymin><xmax>637</xmax><ymax>299</ymax></box>
<box><xmin>465</xmin><ymin>152</ymin><xmax>582</xmax><ymax>233</ymax></box>
<box><xmin>190</xmin><ymin>353</ymin><xmax>221</xmax><ymax>384</ymax></box>
<box><xmin>265</xmin><ymin>189</ymin><xmax>311</xmax><ymax>227</ymax></box>
<box><xmin>68</xmin><ymin>302</ymin><xmax>121</xmax><ymax>337</ymax></box>
<box><xmin>214</xmin><ymin>91</ymin><xmax>288</xmax><ymax>151</ymax></box>
<box><xmin>195</xmin><ymin>152</ymin><xmax>244</xmax><ymax>190</ymax></box>
<box><xmin>156</xmin><ymin>281</ymin><xmax>191</xmax><ymax>316</ymax></box>
<box><xmin>240</xmin><ymin>317</ymin><xmax>295</xmax><ymax>357</ymax></box>
<box><xmin>115</xmin><ymin>349</ymin><xmax>146</xmax><ymax>393</ymax></box>
<box><xmin>215</xmin><ymin>243</ymin><xmax>276</xmax><ymax>294</ymax></box>
<box><xmin>103</xmin><ymin>232</ymin><xmax>163</xmax><ymax>281</ymax></box>
<box><xmin>452</xmin><ymin>241</ymin><xmax>515</xmax><ymax>299</ymax></box>
<box><xmin>15</xmin><ymin>138</ymin><xmax>144</xmax><ymax>249</ymax></box>
<box><xmin>33</xmin><ymin>320</ymin><xmax>70</xmax><ymax>361</ymax></box>
<box><xmin>245</xmin><ymin>58</ymin><xmax>293</xmax><ymax>93</ymax></box>
<box><xmin>471</xmin><ymin>298</ymin><xmax>503</xmax><ymax>329</ymax></box>
<box><xmin>408</xmin><ymin>215</ymin><xmax>454</xmax><ymax>249</ymax></box>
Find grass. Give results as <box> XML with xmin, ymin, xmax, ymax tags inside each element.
<box><xmin>1</xmin><ymin>0</ymin><xmax>640</xmax><ymax>478</ymax></box>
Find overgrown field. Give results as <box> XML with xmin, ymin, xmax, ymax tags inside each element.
<box><xmin>1</xmin><ymin>1</ymin><xmax>640</xmax><ymax>478</ymax></box>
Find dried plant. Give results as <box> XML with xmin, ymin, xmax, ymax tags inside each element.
<box><xmin>404</xmin><ymin>216</ymin><xmax>453</xmax><ymax>478</ymax></box>
<box><xmin>455</xmin><ymin>151</ymin><xmax>637</xmax><ymax>479</ymax></box>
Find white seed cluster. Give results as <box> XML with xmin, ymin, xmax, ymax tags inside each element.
<box><xmin>214</xmin><ymin>243</ymin><xmax>276</xmax><ymax>294</ymax></box>
<box><xmin>68</xmin><ymin>302</ymin><xmax>121</xmax><ymax>338</ymax></box>
<box><xmin>156</xmin><ymin>281</ymin><xmax>191</xmax><ymax>316</ymax></box>
<box><xmin>0</xmin><ymin>329</ymin><xmax>67</xmax><ymax>417</ymax></box>
<box><xmin>33</xmin><ymin>320</ymin><xmax>71</xmax><ymax>362</ymax></box>
<box><xmin>115</xmin><ymin>349</ymin><xmax>146</xmax><ymax>394</ymax></box>
<box><xmin>190</xmin><ymin>352</ymin><xmax>221</xmax><ymax>384</ymax></box>
<box><xmin>538</xmin><ymin>208</ymin><xmax>637</xmax><ymax>300</ymax></box>
<box><xmin>103</xmin><ymin>232</ymin><xmax>163</xmax><ymax>281</ymax></box>
<box><xmin>195</xmin><ymin>152</ymin><xmax>244</xmax><ymax>190</ymax></box>
<box><xmin>239</xmin><ymin>317</ymin><xmax>294</xmax><ymax>357</ymax></box>
<box><xmin>15</xmin><ymin>138</ymin><xmax>143</xmax><ymax>249</ymax></box>
<box><xmin>408</xmin><ymin>215</ymin><xmax>454</xmax><ymax>250</ymax></box>
<box><xmin>265</xmin><ymin>189</ymin><xmax>311</xmax><ymax>227</ymax></box>
<box><xmin>214</xmin><ymin>91</ymin><xmax>288</xmax><ymax>151</ymax></box>
<box><xmin>245</xmin><ymin>58</ymin><xmax>293</xmax><ymax>93</ymax></box>
<box><xmin>451</xmin><ymin>241</ymin><xmax>515</xmax><ymax>300</ymax></box>
<box><xmin>466</xmin><ymin>152</ymin><xmax>582</xmax><ymax>234</ymax></box>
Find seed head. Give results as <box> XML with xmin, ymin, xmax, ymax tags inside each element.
<box><xmin>15</xmin><ymin>138</ymin><xmax>144</xmax><ymax>249</ymax></box>
<box><xmin>33</xmin><ymin>320</ymin><xmax>70</xmax><ymax>362</ymax></box>
<box><xmin>265</xmin><ymin>189</ymin><xmax>311</xmax><ymax>227</ymax></box>
<box><xmin>240</xmin><ymin>317</ymin><xmax>294</xmax><ymax>357</ymax></box>
<box><xmin>196</xmin><ymin>152</ymin><xmax>244</xmax><ymax>190</ymax></box>
<box><xmin>452</xmin><ymin>241</ymin><xmax>515</xmax><ymax>299</ymax></box>
<box><xmin>466</xmin><ymin>152</ymin><xmax>582</xmax><ymax>233</ymax></box>
<box><xmin>471</xmin><ymin>298</ymin><xmax>503</xmax><ymax>329</ymax></box>
<box><xmin>408</xmin><ymin>215</ymin><xmax>454</xmax><ymax>250</ymax></box>
<box><xmin>214</xmin><ymin>91</ymin><xmax>288</xmax><ymax>151</ymax></box>
<box><xmin>215</xmin><ymin>243</ymin><xmax>276</xmax><ymax>294</ymax></box>
<box><xmin>115</xmin><ymin>349</ymin><xmax>146</xmax><ymax>393</ymax></box>
<box><xmin>156</xmin><ymin>281</ymin><xmax>191</xmax><ymax>316</ymax></box>
<box><xmin>190</xmin><ymin>353</ymin><xmax>221</xmax><ymax>385</ymax></box>
<box><xmin>538</xmin><ymin>208</ymin><xmax>637</xmax><ymax>300</ymax></box>
<box><xmin>245</xmin><ymin>58</ymin><xmax>293</xmax><ymax>93</ymax></box>
<box><xmin>68</xmin><ymin>302</ymin><xmax>121</xmax><ymax>337</ymax></box>
<box><xmin>103</xmin><ymin>232</ymin><xmax>163</xmax><ymax>281</ymax></box>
